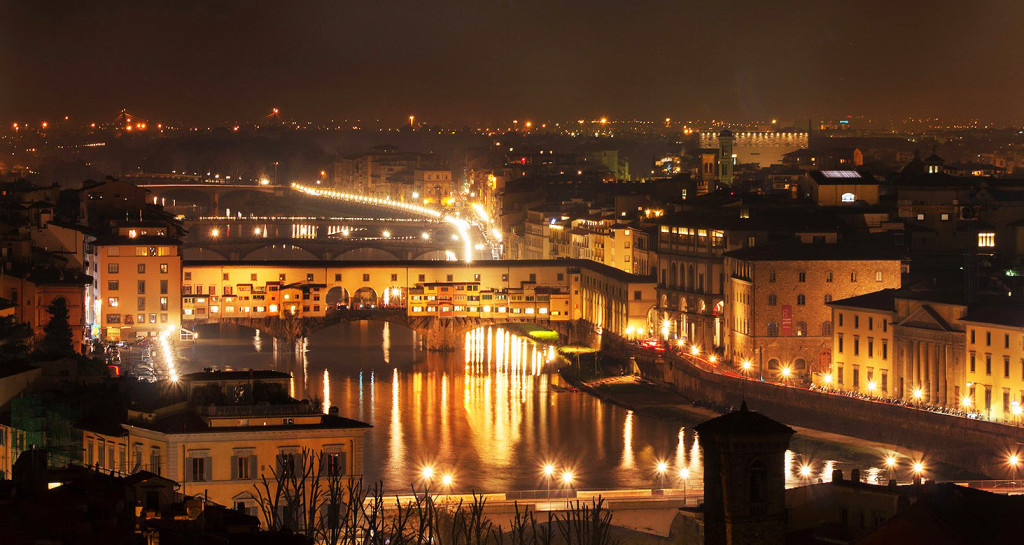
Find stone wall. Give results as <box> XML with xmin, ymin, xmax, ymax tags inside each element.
<box><xmin>638</xmin><ymin>350</ymin><xmax>1024</xmax><ymax>477</ymax></box>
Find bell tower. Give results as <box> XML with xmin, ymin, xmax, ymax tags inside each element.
<box><xmin>695</xmin><ymin>401</ymin><xmax>795</xmax><ymax>545</ymax></box>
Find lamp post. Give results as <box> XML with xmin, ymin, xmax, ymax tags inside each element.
<box><xmin>885</xmin><ymin>455</ymin><xmax>897</xmax><ymax>482</ymax></box>
<box><xmin>655</xmin><ymin>461</ymin><xmax>668</xmax><ymax>492</ymax></box>
<box><xmin>420</xmin><ymin>465</ymin><xmax>435</xmax><ymax>497</ymax></box>
<box><xmin>561</xmin><ymin>471</ymin><xmax>574</xmax><ymax>508</ymax></box>
<box><xmin>543</xmin><ymin>463</ymin><xmax>555</xmax><ymax>502</ymax></box>
<box><xmin>912</xmin><ymin>461</ymin><xmax>925</xmax><ymax>484</ymax></box>
<box><xmin>1009</xmin><ymin>454</ymin><xmax>1019</xmax><ymax>485</ymax></box>
<box><xmin>780</xmin><ymin>365</ymin><xmax>792</xmax><ymax>386</ymax></box>
<box><xmin>679</xmin><ymin>468</ymin><xmax>690</xmax><ymax>505</ymax></box>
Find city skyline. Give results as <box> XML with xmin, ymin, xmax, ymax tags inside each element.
<box><xmin>3</xmin><ymin>1</ymin><xmax>1024</xmax><ymax>124</ymax></box>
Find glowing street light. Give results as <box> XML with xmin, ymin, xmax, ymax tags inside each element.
<box><xmin>1009</xmin><ymin>453</ymin><xmax>1020</xmax><ymax>481</ymax></box>
<box><xmin>780</xmin><ymin>365</ymin><xmax>793</xmax><ymax>383</ymax></box>
<box><xmin>885</xmin><ymin>455</ymin><xmax>898</xmax><ymax>481</ymax></box>
<box><xmin>912</xmin><ymin>388</ymin><xmax>924</xmax><ymax>403</ymax></box>
<box><xmin>210</xmin><ymin>228</ymin><xmax>220</xmax><ymax>238</ymax></box>
<box><xmin>382</xmin><ymin>230</ymin><xmax>391</xmax><ymax>238</ymax></box>
<box><xmin>823</xmin><ymin>373</ymin><xmax>833</xmax><ymax>385</ymax></box>
<box><xmin>441</xmin><ymin>473</ymin><xmax>454</xmax><ymax>490</ymax></box>
<box><xmin>690</xmin><ymin>346</ymin><xmax>700</xmax><ymax>356</ymax></box>
<box><xmin>866</xmin><ymin>381</ymin><xmax>878</xmax><ymax>394</ymax></box>
<box><xmin>799</xmin><ymin>464</ymin><xmax>813</xmax><ymax>479</ymax></box>
<box><xmin>421</xmin><ymin>232</ymin><xmax>430</xmax><ymax>240</ymax></box>
<box><xmin>912</xmin><ymin>461</ymin><xmax>925</xmax><ymax>481</ymax></box>
<box><xmin>741</xmin><ymin>360</ymin><xmax>753</xmax><ymax>373</ymax></box>
<box><xmin>542</xmin><ymin>463</ymin><xmax>556</xmax><ymax>501</ymax></box>
<box><xmin>561</xmin><ymin>471</ymin><xmax>573</xmax><ymax>486</ymax></box>
<box><xmin>960</xmin><ymin>394</ymin><xmax>973</xmax><ymax>409</ymax></box>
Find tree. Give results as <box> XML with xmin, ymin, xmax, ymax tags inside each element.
<box><xmin>40</xmin><ymin>297</ymin><xmax>74</xmax><ymax>358</ymax></box>
<box><xmin>0</xmin><ymin>315</ymin><xmax>31</xmax><ymax>364</ymax></box>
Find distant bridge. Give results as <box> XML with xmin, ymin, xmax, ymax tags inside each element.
<box><xmin>182</xmin><ymin>216</ymin><xmax>458</xmax><ymax>260</ymax></box>
<box><xmin>188</xmin><ymin>309</ymin><xmax>593</xmax><ymax>351</ymax></box>
<box><xmin>137</xmin><ymin>183</ymin><xmax>287</xmax><ymax>215</ymax></box>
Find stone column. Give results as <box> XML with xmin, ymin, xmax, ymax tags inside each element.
<box><xmin>904</xmin><ymin>340</ymin><xmax>914</xmax><ymax>400</ymax></box>
<box><xmin>912</xmin><ymin>340</ymin><xmax>921</xmax><ymax>394</ymax></box>
<box><xmin>930</xmin><ymin>342</ymin><xmax>939</xmax><ymax>404</ymax></box>
<box><xmin>938</xmin><ymin>342</ymin><xmax>948</xmax><ymax>407</ymax></box>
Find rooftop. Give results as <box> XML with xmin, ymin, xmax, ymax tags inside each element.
<box><xmin>828</xmin><ymin>289</ymin><xmax>898</xmax><ymax>312</ymax></box>
<box><xmin>723</xmin><ymin>239</ymin><xmax>905</xmax><ymax>262</ymax></box>
<box><xmin>694</xmin><ymin>401</ymin><xmax>795</xmax><ymax>438</ymax></box>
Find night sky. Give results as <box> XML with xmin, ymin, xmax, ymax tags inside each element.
<box><xmin>2</xmin><ymin>0</ymin><xmax>1022</xmax><ymax>124</ymax></box>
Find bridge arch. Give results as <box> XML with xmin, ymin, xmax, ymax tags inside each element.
<box><xmin>243</xmin><ymin>244</ymin><xmax>319</xmax><ymax>260</ymax></box>
<box><xmin>326</xmin><ymin>286</ymin><xmax>351</xmax><ymax>309</ymax></box>
<box><xmin>351</xmin><ymin>287</ymin><xmax>379</xmax><ymax>309</ymax></box>
<box><xmin>333</xmin><ymin>247</ymin><xmax>402</xmax><ymax>261</ymax></box>
<box><xmin>414</xmin><ymin>249</ymin><xmax>449</xmax><ymax>260</ymax></box>
<box><xmin>381</xmin><ymin>286</ymin><xmax>407</xmax><ymax>307</ymax></box>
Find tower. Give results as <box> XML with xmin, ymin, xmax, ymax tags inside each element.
<box><xmin>718</xmin><ymin>129</ymin><xmax>735</xmax><ymax>187</ymax></box>
<box><xmin>695</xmin><ymin>401</ymin><xmax>795</xmax><ymax>545</ymax></box>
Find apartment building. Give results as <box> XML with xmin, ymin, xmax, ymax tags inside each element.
<box><xmin>78</xmin><ymin>370</ymin><xmax>369</xmax><ymax>524</ymax></box>
<box><xmin>86</xmin><ymin>222</ymin><xmax>182</xmax><ymax>341</ymax></box>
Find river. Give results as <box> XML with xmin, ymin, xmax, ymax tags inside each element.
<box><xmin>183</xmin><ymin>321</ymin><xmax>903</xmax><ymax>494</ymax></box>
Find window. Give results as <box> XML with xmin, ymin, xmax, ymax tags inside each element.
<box><xmin>851</xmin><ymin>271</ymin><xmax>857</xmax><ymax>282</ymax></box>
<box><xmin>160</xmin><ymin>280</ymin><xmax>168</xmax><ymax>294</ymax></box>
<box><xmin>160</xmin><ymin>263</ymin><xmax>169</xmax><ymax>273</ymax></box>
<box><xmin>881</xmin><ymin>372</ymin><xmax>888</xmax><ymax>391</ymax></box>
<box><xmin>868</xmin><ymin>338</ymin><xmax>874</xmax><ymax>358</ymax></box>
<box><xmin>184</xmin><ymin>272</ymin><xmax>191</xmax><ymax>281</ymax></box>
<box><xmin>916</xmin><ymin>213</ymin><xmax>925</xmax><ymax>221</ymax></box>
<box><xmin>769</xmin><ymin>270</ymin><xmax>775</xmax><ymax>282</ymax></box>
<box><xmin>768</xmin><ymin>294</ymin><xmax>777</xmax><ymax>306</ymax></box>
<box><xmin>187</xmin><ymin>454</ymin><xmax>210</xmax><ymax>482</ymax></box>
<box><xmin>838</xmin><ymin>334</ymin><xmax>844</xmax><ymax>353</ymax></box>
<box><xmin>986</xmin><ymin>354</ymin><xmax>992</xmax><ymax>375</ymax></box>
<box><xmin>160</xmin><ymin>297</ymin><xmax>168</xmax><ymax>311</ymax></box>
<box><xmin>796</xmin><ymin>322</ymin><xmax>807</xmax><ymax>336</ymax></box>
<box><xmin>325</xmin><ymin>452</ymin><xmax>347</xmax><ymax>477</ymax></box>
<box><xmin>822</xmin><ymin>322</ymin><xmax>832</xmax><ymax>336</ymax></box>
<box><xmin>149</xmin><ymin>313</ymin><xmax>157</xmax><ymax>323</ymax></box>
<box><xmin>108</xmin><ymin>263</ymin><xmax>119</xmax><ymax>274</ymax></box>
<box><xmin>251</xmin><ymin>273</ymin><xmax>258</xmax><ymax>281</ymax></box>
<box><xmin>868</xmin><ymin>317</ymin><xmax>873</xmax><ymax>330</ymax></box>
<box><xmin>853</xmin><ymin>366</ymin><xmax>860</xmax><ymax>388</ymax></box>
<box><xmin>882</xmin><ymin>341</ymin><xmax>888</xmax><ymax>360</ymax></box>
<box><xmin>798</xmin><ymin>272</ymin><xmax>806</xmax><ymax>282</ymax></box>
<box><xmin>855</xmin><ymin>316</ymin><xmax>860</xmax><ymax>328</ymax></box>
<box><xmin>987</xmin><ymin>332</ymin><xmax>991</xmax><ymax>346</ymax></box>
<box><xmin>1005</xmin><ymin>356</ymin><xmax>1011</xmax><ymax>379</ymax></box>
<box><xmin>108</xmin><ymin>296</ymin><xmax>119</xmax><ymax>307</ymax></box>
<box><xmin>233</xmin><ymin>453</ymin><xmax>254</xmax><ymax>480</ymax></box>
<box><xmin>529</xmin><ymin>273</ymin><xmax>537</xmax><ymax>282</ymax></box>
<box><xmin>137</xmin><ymin>264</ymin><xmax>146</xmax><ymax>274</ymax></box>
<box><xmin>837</xmin><ymin>365</ymin><xmax>844</xmax><ymax>385</ymax></box>
<box><xmin>940</xmin><ymin>213</ymin><xmax>950</xmax><ymax>221</ymax></box>
<box><xmin>633</xmin><ymin>291</ymin><xmax>642</xmax><ymax>300</ymax></box>
<box><xmin>854</xmin><ymin>336</ymin><xmax>860</xmax><ymax>356</ymax></box>
<box><xmin>277</xmin><ymin>452</ymin><xmax>298</xmax><ymax>477</ymax></box>
<box><xmin>796</xmin><ymin>294</ymin><xmax>805</xmax><ymax>305</ymax></box>
<box><xmin>1006</xmin><ymin>334</ymin><xmax>1011</xmax><ymax>349</ymax></box>
<box><xmin>978</xmin><ymin>232</ymin><xmax>995</xmax><ymax>248</ymax></box>
<box><xmin>838</xmin><ymin>313</ymin><xmax>843</xmax><ymax>327</ymax></box>
<box><xmin>108</xmin><ymin>280</ymin><xmax>119</xmax><ymax>291</ymax></box>
<box><xmin>971</xmin><ymin>329</ymin><xmax>976</xmax><ymax>344</ymax></box>
<box><xmin>841</xmin><ymin>192</ymin><xmax>856</xmax><ymax>202</ymax></box>
<box><xmin>970</xmin><ymin>352</ymin><xmax>976</xmax><ymax>373</ymax></box>
<box><xmin>391</xmin><ymin>273</ymin><xmax>398</xmax><ymax>282</ymax></box>
<box><xmin>824</xmin><ymin>294</ymin><xmax>832</xmax><ymax>303</ymax></box>
<box><xmin>363</xmin><ymin>274</ymin><xmax>370</xmax><ymax>282</ymax></box>
<box><xmin>222</xmin><ymin>273</ymin><xmax>230</xmax><ymax>281</ymax></box>
<box><xmin>279</xmin><ymin>273</ymin><xmax>286</xmax><ymax>281</ymax></box>
<box><xmin>557</xmin><ymin>273</ymin><xmax>564</xmax><ymax>281</ymax></box>
<box><xmin>106</xmin><ymin>314</ymin><xmax>120</xmax><ymax>324</ymax></box>
<box><xmin>826</xmin><ymin>271</ymin><xmax>833</xmax><ymax>282</ymax></box>
<box><xmin>334</xmin><ymin>274</ymin><xmax>342</xmax><ymax>281</ymax></box>
<box><xmin>501</xmin><ymin>274</ymin><xmax>509</xmax><ymax>282</ymax></box>
<box><xmin>137</xmin><ymin>280</ymin><xmax>145</xmax><ymax>294</ymax></box>
<box><xmin>767</xmin><ymin>322</ymin><xmax>779</xmax><ymax>337</ymax></box>
<box><xmin>137</xmin><ymin>297</ymin><xmax>146</xmax><ymax>311</ymax></box>
<box><xmin>875</xmin><ymin>271</ymin><xmax>883</xmax><ymax>282</ymax></box>
<box><xmin>418</xmin><ymin>274</ymin><xmax>426</xmax><ymax>282</ymax></box>
<box><xmin>447</xmin><ymin>274</ymin><xmax>454</xmax><ymax>282</ymax></box>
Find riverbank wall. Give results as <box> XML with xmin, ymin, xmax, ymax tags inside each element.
<box><xmin>606</xmin><ymin>340</ymin><xmax>1024</xmax><ymax>477</ymax></box>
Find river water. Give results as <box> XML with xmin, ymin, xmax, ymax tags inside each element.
<box><xmin>184</xmin><ymin>321</ymin><xmax>899</xmax><ymax>494</ymax></box>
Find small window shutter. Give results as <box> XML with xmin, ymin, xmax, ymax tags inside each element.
<box><xmin>295</xmin><ymin>454</ymin><xmax>303</xmax><ymax>477</ymax></box>
<box><xmin>250</xmin><ymin>455</ymin><xmax>258</xmax><ymax>480</ymax></box>
<box><xmin>231</xmin><ymin>455</ymin><xmax>238</xmax><ymax>480</ymax></box>
<box><xmin>204</xmin><ymin>457</ymin><xmax>212</xmax><ymax>481</ymax></box>
<box><xmin>340</xmin><ymin>452</ymin><xmax>347</xmax><ymax>476</ymax></box>
<box><xmin>276</xmin><ymin>454</ymin><xmax>283</xmax><ymax>476</ymax></box>
<box><xmin>184</xmin><ymin>457</ymin><xmax>191</xmax><ymax>482</ymax></box>
<box><xmin>319</xmin><ymin>452</ymin><xmax>326</xmax><ymax>476</ymax></box>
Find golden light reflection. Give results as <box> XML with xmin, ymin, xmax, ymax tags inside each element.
<box><xmin>322</xmin><ymin>369</ymin><xmax>330</xmax><ymax>413</ymax></box>
<box><xmin>389</xmin><ymin>367</ymin><xmax>405</xmax><ymax>477</ymax></box>
<box><xmin>621</xmin><ymin>410</ymin><xmax>635</xmax><ymax>469</ymax></box>
<box><xmin>675</xmin><ymin>427</ymin><xmax>686</xmax><ymax>469</ymax></box>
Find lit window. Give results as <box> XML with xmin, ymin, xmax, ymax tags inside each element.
<box><xmin>979</xmin><ymin>233</ymin><xmax>995</xmax><ymax>248</ymax></box>
<box><xmin>210</xmin><ymin>305</ymin><xmax>220</xmax><ymax>313</ymax></box>
<box><xmin>841</xmin><ymin>192</ymin><xmax>855</xmax><ymax>203</ymax></box>
<box><xmin>268</xmin><ymin>304</ymin><xmax>277</xmax><ymax>312</ymax></box>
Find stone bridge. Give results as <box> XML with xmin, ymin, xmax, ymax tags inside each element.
<box><xmin>183</xmin><ymin>237</ymin><xmax>451</xmax><ymax>261</ymax></box>
<box><xmin>137</xmin><ymin>183</ymin><xmax>287</xmax><ymax>216</ymax></box>
<box><xmin>187</xmin><ymin>309</ymin><xmax>597</xmax><ymax>351</ymax></box>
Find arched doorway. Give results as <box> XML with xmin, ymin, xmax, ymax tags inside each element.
<box><xmin>351</xmin><ymin>287</ymin><xmax>378</xmax><ymax>309</ymax></box>
<box><xmin>381</xmin><ymin>286</ymin><xmax>406</xmax><ymax>307</ymax></box>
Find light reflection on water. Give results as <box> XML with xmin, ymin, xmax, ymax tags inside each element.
<box><xmin>189</xmin><ymin>321</ymin><xmax>888</xmax><ymax>493</ymax></box>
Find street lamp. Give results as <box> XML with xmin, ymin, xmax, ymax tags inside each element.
<box><xmin>912</xmin><ymin>388</ymin><xmax>924</xmax><ymax>404</ymax></box>
<box><xmin>441</xmin><ymin>472</ymin><xmax>454</xmax><ymax>494</ymax></box>
<box><xmin>780</xmin><ymin>365</ymin><xmax>792</xmax><ymax>385</ymax></box>
<box><xmin>885</xmin><ymin>455</ymin><xmax>897</xmax><ymax>482</ymax></box>
<box><xmin>690</xmin><ymin>346</ymin><xmax>700</xmax><ymax>357</ymax></box>
<box><xmin>912</xmin><ymin>461</ymin><xmax>925</xmax><ymax>483</ymax></box>
<box><xmin>679</xmin><ymin>468</ymin><xmax>690</xmax><ymax>505</ymax></box>
<box><xmin>420</xmin><ymin>464</ymin><xmax>435</xmax><ymax>495</ymax></box>
<box><xmin>655</xmin><ymin>461</ymin><xmax>668</xmax><ymax>491</ymax></box>
<box><xmin>1008</xmin><ymin>453</ymin><xmax>1020</xmax><ymax>483</ymax></box>
<box><xmin>561</xmin><ymin>471</ymin><xmax>574</xmax><ymax>507</ymax></box>
<box><xmin>543</xmin><ymin>463</ymin><xmax>555</xmax><ymax>501</ymax></box>
<box><xmin>799</xmin><ymin>463</ymin><xmax>813</xmax><ymax>481</ymax></box>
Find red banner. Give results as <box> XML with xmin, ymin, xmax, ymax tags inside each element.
<box><xmin>781</xmin><ymin>305</ymin><xmax>792</xmax><ymax>336</ymax></box>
